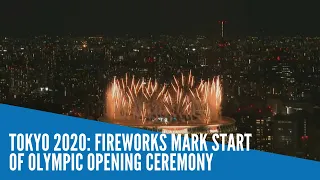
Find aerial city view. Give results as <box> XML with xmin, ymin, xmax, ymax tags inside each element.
<box><xmin>1</xmin><ymin>1</ymin><xmax>320</xmax><ymax>161</ymax></box>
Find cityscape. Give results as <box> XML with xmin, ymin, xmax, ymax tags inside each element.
<box><xmin>1</xmin><ymin>1</ymin><xmax>320</xmax><ymax>162</ymax></box>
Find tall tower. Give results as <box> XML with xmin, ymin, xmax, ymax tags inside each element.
<box><xmin>218</xmin><ymin>20</ymin><xmax>227</xmax><ymax>39</ymax></box>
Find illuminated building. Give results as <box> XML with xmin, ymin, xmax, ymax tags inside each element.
<box><xmin>233</xmin><ymin>104</ymin><xmax>273</xmax><ymax>151</ymax></box>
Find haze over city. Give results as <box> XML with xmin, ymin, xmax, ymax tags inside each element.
<box><xmin>1</xmin><ymin>0</ymin><xmax>319</xmax><ymax>36</ymax></box>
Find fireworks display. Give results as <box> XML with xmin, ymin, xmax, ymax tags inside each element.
<box><xmin>105</xmin><ymin>71</ymin><xmax>222</xmax><ymax>125</ymax></box>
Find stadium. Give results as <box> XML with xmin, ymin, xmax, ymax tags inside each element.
<box><xmin>98</xmin><ymin>71</ymin><xmax>236</xmax><ymax>134</ymax></box>
<box><xmin>98</xmin><ymin>116</ymin><xmax>236</xmax><ymax>134</ymax></box>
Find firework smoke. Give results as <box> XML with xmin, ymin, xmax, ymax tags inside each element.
<box><xmin>105</xmin><ymin>71</ymin><xmax>222</xmax><ymax>124</ymax></box>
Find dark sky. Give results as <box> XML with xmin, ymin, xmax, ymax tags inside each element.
<box><xmin>0</xmin><ymin>0</ymin><xmax>319</xmax><ymax>36</ymax></box>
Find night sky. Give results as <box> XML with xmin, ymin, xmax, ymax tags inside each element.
<box><xmin>1</xmin><ymin>0</ymin><xmax>319</xmax><ymax>36</ymax></box>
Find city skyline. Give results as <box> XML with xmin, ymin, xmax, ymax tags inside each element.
<box><xmin>1</xmin><ymin>0</ymin><xmax>320</xmax><ymax>162</ymax></box>
<box><xmin>1</xmin><ymin>32</ymin><xmax>320</xmax><ymax>161</ymax></box>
